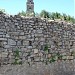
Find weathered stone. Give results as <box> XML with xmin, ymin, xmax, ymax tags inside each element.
<box><xmin>34</xmin><ymin>57</ymin><xmax>40</xmax><ymax>62</ymax></box>
<box><xmin>17</xmin><ymin>41</ymin><xmax>21</xmax><ymax>45</ymax></box>
<box><xmin>37</xmin><ymin>29</ymin><xmax>42</xmax><ymax>33</ymax></box>
<box><xmin>67</xmin><ymin>56</ymin><xmax>73</xmax><ymax>60</ymax></box>
<box><xmin>23</xmin><ymin>41</ymin><xmax>29</xmax><ymax>45</ymax></box>
<box><xmin>19</xmin><ymin>36</ymin><xmax>26</xmax><ymax>39</ymax></box>
<box><xmin>2</xmin><ymin>52</ymin><xmax>8</xmax><ymax>57</ymax></box>
<box><xmin>40</xmin><ymin>38</ymin><xmax>45</xmax><ymax>41</ymax></box>
<box><xmin>8</xmin><ymin>39</ymin><xmax>16</xmax><ymax>45</ymax></box>
<box><xmin>34</xmin><ymin>49</ymin><xmax>39</xmax><ymax>54</ymax></box>
<box><xmin>15</xmin><ymin>23</ymin><xmax>19</xmax><ymax>25</ymax></box>
<box><xmin>47</xmin><ymin>54</ymin><xmax>51</xmax><ymax>58</ymax></box>
<box><xmin>19</xmin><ymin>32</ymin><xmax>24</xmax><ymax>35</ymax></box>
<box><xmin>27</xmin><ymin>46</ymin><xmax>32</xmax><ymax>49</ymax></box>
<box><xmin>4</xmin><ymin>45</ymin><xmax>10</xmax><ymax>48</ymax></box>
<box><xmin>0</xmin><ymin>38</ymin><xmax>7</xmax><ymax>40</ymax></box>
<box><xmin>28</xmin><ymin>58</ymin><xmax>31</xmax><ymax>62</ymax></box>
<box><xmin>0</xmin><ymin>32</ymin><xmax>4</xmax><ymax>35</ymax></box>
<box><xmin>39</xmin><ymin>52</ymin><xmax>43</xmax><ymax>57</ymax></box>
<box><xmin>6</xmin><ymin>34</ymin><xmax>10</xmax><ymax>38</ymax></box>
<box><xmin>58</xmin><ymin>42</ymin><xmax>62</xmax><ymax>45</ymax></box>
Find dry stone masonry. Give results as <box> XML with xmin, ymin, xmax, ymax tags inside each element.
<box><xmin>0</xmin><ymin>13</ymin><xmax>75</xmax><ymax>75</ymax></box>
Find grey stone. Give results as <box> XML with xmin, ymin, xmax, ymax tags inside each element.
<box><xmin>6</xmin><ymin>34</ymin><xmax>10</xmax><ymax>38</ymax></box>
<box><xmin>34</xmin><ymin>49</ymin><xmax>39</xmax><ymax>54</ymax></box>
<box><xmin>8</xmin><ymin>39</ymin><xmax>16</xmax><ymax>45</ymax></box>
<box><xmin>0</xmin><ymin>38</ymin><xmax>7</xmax><ymax>40</ymax></box>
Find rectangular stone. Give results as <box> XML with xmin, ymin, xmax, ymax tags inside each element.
<box><xmin>34</xmin><ymin>57</ymin><xmax>40</xmax><ymax>62</ymax></box>
<box><xmin>6</xmin><ymin>34</ymin><xmax>10</xmax><ymax>37</ymax></box>
<box><xmin>8</xmin><ymin>32</ymin><xmax>19</xmax><ymax>35</ymax></box>
<box><xmin>0</xmin><ymin>32</ymin><xmax>4</xmax><ymax>34</ymax></box>
<box><xmin>8</xmin><ymin>39</ymin><xmax>16</xmax><ymax>45</ymax></box>
<box><xmin>40</xmin><ymin>38</ymin><xmax>45</xmax><ymax>41</ymax></box>
<box><xmin>0</xmin><ymin>38</ymin><xmax>7</xmax><ymax>40</ymax></box>
<box><xmin>2</xmin><ymin>52</ymin><xmax>8</xmax><ymax>57</ymax></box>
<box><xmin>23</xmin><ymin>41</ymin><xmax>29</xmax><ymax>45</ymax></box>
<box><xmin>15</xmin><ymin>23</ymin><xmax>19</xmax><ymax>25</ymax></box>
<box><xmin>67</xmin><ymin>56</ymin><xmax>73</xmax><ymax>60</ymax></box>
<box><xmin>19</xmin><ymin>36</ymin><xmax>26</xmax><ymax>39</ymax></box>
<box><xmin>19</xmin><ymin>32</ymin><xmax>24</xmax><ymax>35</ymax></box>
<box><xmin>37</xmin><ymin>29</ymin><xmax>42</xmax><ymax>33</ymax></box>
<box><xmin>4</xmin><ymin>45</ymin><xmax>10</xmax><ymax>48</ymax></box>
<box><xmin>34</xmin><ymin>49</ymin><xmax>39</xmax><ymax>54</ymax></box>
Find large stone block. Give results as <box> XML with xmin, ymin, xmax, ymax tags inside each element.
<box><xmin>4</xmin><ymin>45</ymin><xmax>10</xmax><ymax>48</ymax></box>
<box><xmin>8</xmin><ymin>39</ymin><xmax>16</xmax><ymax>45</ymax></box>
<box><xmin>0</xmin><ymin>38</ymin><xmax>7</xmax><ymax>40</ymax></box>
<box><xmin>23</xmin><ymin>41</ymin><xmax>29</xmax><ymax>45</ymax></box>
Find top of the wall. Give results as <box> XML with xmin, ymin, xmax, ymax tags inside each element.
<box><xmin>0</xmin><ymin>13</ymin><xmax>74</xmax><ymax>25</ymax></box>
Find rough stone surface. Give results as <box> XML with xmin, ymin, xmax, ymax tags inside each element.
<box><xmin>0</xmin><ymin>13</ymin><xmax>75</xmax><ymax>75</ymax></box>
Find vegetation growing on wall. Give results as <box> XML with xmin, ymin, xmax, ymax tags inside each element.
<box><xmin>0</xmin><ymin>9</ymin><xmax>5</xmax><ymax>14</ymax></box>
<box><xmin>18</xmin><ymin>10</ymin><xmax>75</xmax><ymax>23</ymax></box>
<box><xmin>13</xmin><ymin>48</ymin><xmax>22</xmax><ymax>65</ymax></box>
<box><xmin>0</xmin><ymin>8</ymin><xmax>75</xmax><ymax>23</ymax></box>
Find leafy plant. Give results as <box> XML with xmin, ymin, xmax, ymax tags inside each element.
<box><xmin>14</xmin><ymin>48</ymin><xmax>20</xmax><ymax>57</ymax></box>
<box><xmin>56</xmin><ymin>52</ymin><xmax>63</xmax><ymax>60</ymax></box>
<box><xmin>13</xmin><ymin>48</ymin><xmax>22</xmax><ymax>65</ymax></box>
<box><xmin>0</xmin><ymin>9</ymin><xmax>5</xmax><ymax>14</ymax></box>
<box><xmin>49</xmin><ymin>55</ymin><xmax>56</xmax><ymax>63</ymax></box>
<box><xmin>19</xmin><ymin>61</ymin><xmax>22</xmax><ymax>65</ymax></box>
<box><xmin>13</xmin><ymin>58</ymin><xmax>19</xmax><ymax>65</ymax></box>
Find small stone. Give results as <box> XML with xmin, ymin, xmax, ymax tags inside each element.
<box><xmin>39</xmin><ymin>52</ymin><xmax>43</xmax><ymax>56</ymax></box>
<box><xmin>34</xmin><ymin>57</ymin><xmax>40</xmax><ymax>62</ymax></box>
<box><xmin>34</xmin><ymin>49</ymin><xmax>39</xmax><ymax>54</ymax></box>
<box><xmin>40</xmin><ymin>38</ymin><xmax>45</xmax><ymax>41</ymax></box>
<box><xmin>2</xmin><ymin>52</ymin><xmax>8</xmax><ymax>57</ymax></box>
<box><xmin>19</xmin><ymin>32</ymin><xmax>24</xmax><ymax>35</ymax></box>
<box><xmin>35</xmin><ymin>38</ymin><xmax>38</xmax><ymax>41</ymax></box>
<box><xmin>67</xmin><ymin>56</ymin><xmax>73</xmax><ymax>60</ymax></box>
<box><xmin>4</xmin><ymin>45</ymin><xmax>10</xmax><ymax>48</ymax></box>
<box><xmin>37</xmin><ymin>29</ymin><xmax>42</xmax><ymax>33</ymax></box>
<box><xmin>28</xmin><ymin>58</ymin><xmax>31</xmax><ymax>62</ymax></box>
<box><xmin>6</xmin><ymin>34</ymin><xmax>10</xmax><ymax>37</ymax></box>
<box><xmin>27</xmin><ymin>46</ymin><xmax>32</xmax><ymax>49</ymax></box>
<box><xmin>19</xmin><ymin>36</ymin><xmax>26</xmax><ymax>39</ymax></box>
<box><xmin>15</xmin><ymin>23</ymin><xmax>18</xmax><ymax>25</ymax></box>
<box><xmin>48</xmin><ymin>54</ymin><xmax>51</xmax><ymax>58</ymax></box>
<box><xmin>23</xmin><ymin>41</ymin><xmax>29</xmax><ymax>45</ymax></box>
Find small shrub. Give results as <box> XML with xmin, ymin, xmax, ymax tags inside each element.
<box><xmin>56</xmin><ymin>52</ymin><xmax>63</xmax><ymax>60</ymax></box>
<box><xmin>13</xmin><ymin>48</ymin><xmax>22</xmax><ymax>65</ymax></box>
<box><xmin>49</xmin><ymin>55</ymin><xmax>56</xmax><ymax>63</ymax></box>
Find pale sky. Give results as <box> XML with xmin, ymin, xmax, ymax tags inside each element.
<box><xmin>0</xmin><ymin>0</ymin><xmax>75</xmax><ymax>17</ymax></box>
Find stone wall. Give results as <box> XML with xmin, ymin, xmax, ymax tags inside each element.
<box><xmin>0</xmin><ymin>13</ymin><xmax>75</xmax><ymax>75</ymax></box>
